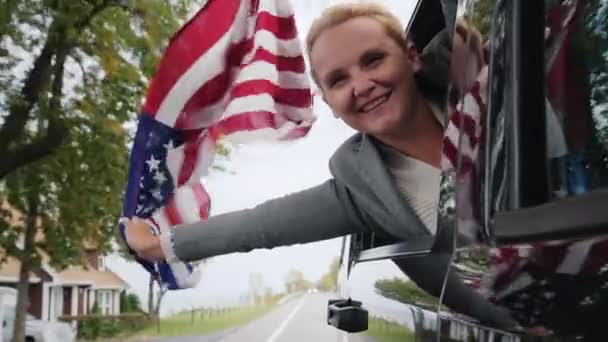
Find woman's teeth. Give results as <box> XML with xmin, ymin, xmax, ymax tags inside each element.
<box><xmin>361</xmin><ymin>94</ymin><xmax>389</xmax><ymax>112</ymax></box>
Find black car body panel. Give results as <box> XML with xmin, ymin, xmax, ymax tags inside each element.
<box><xmin>333</xmin><ymin>0</ymin><xmax>608</xmax><ymax>341</ymax></box>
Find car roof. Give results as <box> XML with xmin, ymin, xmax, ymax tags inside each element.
<box><xmin>407</xmin><ymin>0</ymin><xmax>446</xmax><ymax>50</ymax></box>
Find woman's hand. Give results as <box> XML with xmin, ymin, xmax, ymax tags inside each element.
<box><xmin>123</xmin><ymin>217</ymin><xmax>165</xmax><ymax>261</ymax></box>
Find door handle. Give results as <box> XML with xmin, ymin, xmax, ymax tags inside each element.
<box><xmin>327</xmin><ymin>298</ymin><xmax>368</xmax><ymax>333</ymax></box>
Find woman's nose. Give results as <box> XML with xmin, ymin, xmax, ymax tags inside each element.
<box><xmin>352</xmin><ymin>78</ymin><xmax>375</xmax><ymax>98</ymax></box>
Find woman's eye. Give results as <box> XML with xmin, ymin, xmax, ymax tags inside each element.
<box><xmin>365</xmin><ymin>53</ymin><xmax>385</xmax><ymax>67</ymax></box>
<box><xmin>328</xmin><ymin>76</ymin><xmax>346</xmax><ymax>88</ymax></box>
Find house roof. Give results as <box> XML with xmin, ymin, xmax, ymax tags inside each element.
<box><xmin>0</xmin><ymin>255</ymin><xmax>43</xmax><ymax>283</ymax></box>
<box><xmin>56</xmin><ymin>266</ymin><xmax>129</xmax><ymax>289</ymax></box>
<box><xmin>1</xmin><ymin>201</ymin><xmax>128</xmax><ymax>290</ymax></box>
<box><xmin>39</xmin><ymin>249</ymin><xmax>129</xmax><ymax>290</ymax></box>
<box><xmin>0</xmin><ymin>248</ymin><xmax>128</xmax><ymax>290</ymax></box>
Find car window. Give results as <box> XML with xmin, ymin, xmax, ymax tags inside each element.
<box><xmin>544</xmin><ymin>0</ymin><xmax>608</xmax><ymax>197</ymax></box>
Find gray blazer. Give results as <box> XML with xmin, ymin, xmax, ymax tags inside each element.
<box><xmin>170</xmin><ymin>133</ymin><xmax>518</xmax><ymax>330</ymax></box>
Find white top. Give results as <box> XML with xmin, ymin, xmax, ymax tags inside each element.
<box><xmin>379</xmin><ymin>144</ymin><xmax>441</xmax><ymax>234</ymax></box>
<box><xmin>378</xmin><ymin>101</ymin><xmax>444</xmax><ymax>234</ymax></box>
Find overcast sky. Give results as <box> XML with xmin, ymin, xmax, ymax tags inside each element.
<box><xmin>106</xmin><ymin>0</ymin><xmax>418</xmax><ymax>317</ymax></box>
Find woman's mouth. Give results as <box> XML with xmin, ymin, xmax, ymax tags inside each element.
<box><xmin>358</xmin><ymin>91</ymin><xmax>392</xmax><ymax>113</ymax></box>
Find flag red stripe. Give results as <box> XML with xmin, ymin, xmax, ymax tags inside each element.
<box><xmin>242</xmin><ymin>47</ymin><xmax>306</xmax><ymax>72</ymax></box>
<box><xmin>212</xmin><ymin>111</ymin><xmax>279</xmax><ymax>135</ymax></box>
<box><xmin>450</xmin><ymin>110</ymin><xmax>479</xmax><ymax>147</ymax></box>
<box><xmin>470</xmin><ymin>82</ymin><xmax>486</xmax><ymax>117</ymax></box>
<box><xmin>256</xmin><ymin>11</ymin><xmax>297</xmax><ymax>39</ymax></box>
<box><xmin>165</xmin><ymin>197</ymin><xmax>183</xmax><ymax>225</ymax></box>
<box><xmin>210</xmin><ymin>111</ymin><xmax>311</xmax><ymax>139</ymax></box>
<box><xmin>443</xmin><ymin>137</ymin><xmax>458</xmax><ymax>167</ymax></box>
<box><xmin>143</xmin><ymin>0</ymin><xmax>241</xmax><ymax>114</ymax></box>
<box><xmin>177</xmin><ymin>134</ymin><xmax>205</xmax><ymax>186</ymax></box>
<box><xmin>230</xmin><ymin>80</ymin><xmax>311</xmax><ymax>107</ymax></box>
<box><xmin>280</xmin><ymin>126</ymin><xmax>311</xmax><ymax>140</ymax></box>
<box><xmin>177</xmin><ymin>72</ymin><xmax>232</xmax><ymax>129</ymax></box>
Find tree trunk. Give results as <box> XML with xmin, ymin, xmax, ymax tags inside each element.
<box><xmin>12</xmin><ymin>187</ymin><xmax>39</xmax><ymax>342</ymax></box>
<box><xmin>154</xmin><ymin>285</ymin><xmax>167</xmax><ymax>316</ymax></box>
<box><xmin>148</xmin><ymin>275</ymin><xmax>155</xmax><ymax>314</ymax></box>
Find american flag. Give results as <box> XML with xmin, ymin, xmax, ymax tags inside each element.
<box><xmin>119</xmin><ymin>0</ymin><xmax>314</xmax><ymax>290</ymax></box>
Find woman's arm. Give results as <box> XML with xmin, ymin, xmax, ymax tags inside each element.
<box><xmin>126</xmin><ymin>179</ymin><xmax>365</xmax><ymax>263</ymax></box>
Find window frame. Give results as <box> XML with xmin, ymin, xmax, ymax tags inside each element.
<box><xmin>484</xmin><ymin>0</ymin><xmax>608</xmax><ymax>245</ymax></box>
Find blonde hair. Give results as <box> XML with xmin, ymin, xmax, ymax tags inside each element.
<box><xmin>306</xmin><ymin>2</ymin><xmax>407</xmax><ymax>87</ymax></box>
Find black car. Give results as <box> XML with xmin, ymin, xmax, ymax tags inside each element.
<box><xmin>329</xmin><ymin>0</ymin><xmax>608</xmax><ymax>341</ymax></box>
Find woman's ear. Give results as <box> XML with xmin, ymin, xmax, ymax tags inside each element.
<box><xmin>405</xmin><ymin>39</ymin><xmax>422</xmax><ymax>72</ymax></box>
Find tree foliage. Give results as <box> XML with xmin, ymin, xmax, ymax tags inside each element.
<box><xmin>284</xmin><ymin>269</ymin><xmax>312</xmax><ymax>294</ymax></box>
<box><xmin>0</xmin><ymin>0</ymin><xmax>206</xmax><ymax>263</ymax></box>
<box><xmin>0</xmin><ymin>1</ymin><xmax>205</xmax><ymax>340</ymax></box>
<box><xmin>121</xmin><ymin>292</ymin><xmax>143</xmax><ymax>313</ymax></box>
<box><xmin>584</xmin><ymin>0</ymin><xmax>608</xmax><ymax>146</ymax></box>
<box><xmin>248</xmin><ymin>272</ymin><xmax>266</xmax><ymax>305</ymax></box>
<box><xmin>316</xmin><ymin>257</ymin><xmax>340</xmax><ymax>292</ymax></box>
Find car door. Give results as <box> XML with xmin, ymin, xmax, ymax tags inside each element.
<box><xmin>1</xmin><ymin>306</ymin><xmax>15</xmax><ymax>342</ymax></box>
<box><xmin>442</xmin><ymin>0</ymin><xmax>608</xmax><ymax>341</ymax></box>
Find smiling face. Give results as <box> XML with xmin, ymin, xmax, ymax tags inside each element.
<box><xmin>310</xmin><ymin>16</ymin><xmax>423</xmax><ymax>139</ymax></box>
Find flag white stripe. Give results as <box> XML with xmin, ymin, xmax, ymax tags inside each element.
<box><xmin>556</xmin><ymin>239</ymin><xmax>597</xmax><ymax>274</ymax></box>
<box><xmin>184</xmin><ymin>134</ymin><xmax>216</xmax><ymax>183</ymax></box>
<box><xmin>224</xmin><ymin>93</ymin><xmax>313</xmax><ymax>120</ymax></box>
<box><xmin>243</xmin><ymin>30</ymin><xmax>305</xmax><ymax>62</ymax></box>
<box><xmin>258</xmin><ymin>0</ymin><xmax>295</xmax><ymax>17</ymax></box>
<box><xmin>222</xmin><ymin>123</ymin><xmax>302</xmax><ymax>143</ymax></box>
<box><xmin>153</xmin><ymin>210</ymin><xmax>172</xmax><ymax>235</ymax></box>
<box><xmin>174</xmin><ymin>186</ymin><xmax>201</xmax><ymax>224</ymax></box>
<box><xmin>445</xmin><ymin>123</ymin><xmax>476</xmax><ymax>159</ymax></box>
<box><xmin>166</xmin><ymin>145</ymin><xmax>185</xmax><ymax>186</ymax></box>
<box><xmin>170</xmin><ymin>260</ymin><xmax>201</xmax><ymax>288</ymax></box>
<box><xmin>237</xmin><ymin>61</ymin><xmax>309</xmax><ymax>89</ymax></box>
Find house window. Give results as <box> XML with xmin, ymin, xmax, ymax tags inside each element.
<box><xmin>95</xmin><ymin>290</ymin><xmax>112</xmax><ymax>315</ymax></box>
<box><xmin>97</xmin><ymin>256</ymin><xmax>105</xmax><ymax>271</ymax></box>
<box><xmin>96</xmin><ymin>290</ymin><xmax>112</xmax><ymax>315</ymax></box>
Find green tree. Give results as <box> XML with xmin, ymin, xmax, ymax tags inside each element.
<box><xmin>0</xmin><ymin>1</ymin><xmax>204</xmax><ymax>340</ymax></box>
<box><xmin>248</xmin><ymin>272</ymin><xmax>265</xmax><ymax>305</ymax></box>
<box><xmin>121</xmin><ymin>292</ymin><xmax>143</xmax><ymax>313</ymax></box>
<box><xmin>374</xmin><ymin>278</ymin><xmax>439</xmax><ymax>310</ymax></box>
<box><xmin>284</xmin><ymin>269</ymin><xmax>311</xmax><ymax>294</ymax></box>
<box><xmin>317</xmin><ymin>256</ymin><xmax>340</xmax><ymax>292</ymax></box>
<box><xmin>468</xmin><ymin>0</ymin><xmax>494</xmax><ymax>37</ymax></box>
<box><xmin>584</xmin><ymin>0</ymin><xmax>608</xmax><ymax>147</ymax></box>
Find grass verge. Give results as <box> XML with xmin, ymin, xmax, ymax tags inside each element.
<box><xmin>364</xmin><ymin>317</ymin><xmax>415</xmax><ymax>342</ymax></box>
<box><xmin>133</xmin><ymin>305</ymin><xmax>275</xmax><ymax>338</ymax></box>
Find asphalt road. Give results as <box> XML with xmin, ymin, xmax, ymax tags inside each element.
<box><xmin>147</xmin><ymin>293</ymin><xmax>371</xmax><ymax>342</ymax></box>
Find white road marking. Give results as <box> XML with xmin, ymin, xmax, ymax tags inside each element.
<box><xmin>266</xmin><ymin>295</ymin><xmax>307</xmax><ymax>342</ymax></box>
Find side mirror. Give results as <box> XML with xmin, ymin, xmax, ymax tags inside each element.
<box><xmin>327</xmin><ymin>298</ymin><xmax>368</xmax><ymax>333</ymax></box>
